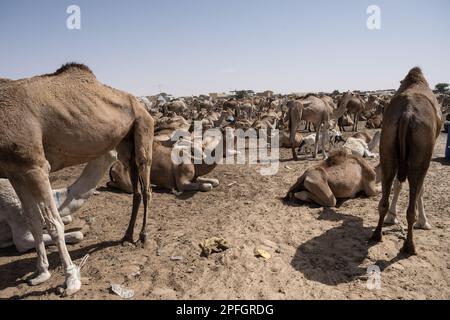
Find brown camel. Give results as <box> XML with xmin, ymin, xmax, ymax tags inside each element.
<box><xmin>287</xmin><ymin>95</ymin><xmax>332</xmax><ymax>160</ymax></box>
<box><xmin>284</xmin><ymin>150</ymin><xmax>380</xmax><ymax>207</ymax></box>
<box><xmin>370</xmin><ymin>67</ymin><xmax>443</xmax><ymax>255</ymax></box>
<box><xmin>108</xmin><ymin>129</ymin><xmax>232</xmax><ymax>193</ymax></box>
<box><xmin>0</xmin><ymin>63</ymin><xmax>154</xmax><ymax>296</ymax></box>
<box><xmin>334</xmin><ymin>91</ymin><xmax>366</xmax><ymax>131</ymax></box>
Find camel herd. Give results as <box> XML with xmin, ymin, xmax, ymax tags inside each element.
<box><xmin>0</xmin><ymin>64</ymin><xmax>446</xmax><ymax>296</ymax></box>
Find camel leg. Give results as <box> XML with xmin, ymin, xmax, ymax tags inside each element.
<box><xmin>313</xmin><ymin>128</ymin><xmax>320</xmax><ymax>159</ymax></box>
<box><xmin>138</xmin><ymin>160</ymin><xmax>151</xmax><ymax>245</ymax></box>
<box><xmin>401</xmin><ymin>174</ymin><xmax>425</xmax><ymax>255</ymax></box>
<box><xmin>10</xmin><ymin>167</ymin><xmax>80</xmax><ymax>295</ymax></box>
<box><xmin>370</xmin><ymin>163</ymin><xmax>396</xmax><ymax>243</ymax></box>
<box><xmin>61</xmin><ymin>215</ymin><xmax>73</xmax><ymax>225</ymax></box>
<box><xmin>196</xmin><ymin>177</ymin><xmax>219</xmax><ymax>187</ymax></box>
<box><xmin>385</xmin><ymin>178</ymin><xmax>401</xmax><ymax>225</ymax></box>
<box><xmin>301</xmin><ymin>173</ymin><xmax>336</xmax><ymax>207</ymax></box>
<box><xmin>42</xmin><ymin>231</ymin><xmax>84</xmax><ymax>245</ymax></box>
<box><xmin>321</xmin><ymin>124</ymin><xmax>328</xmax><ymax>159</ymax></box>
<box><xmin>182</xmin><ymin>181</ymin><xmax>213</xmax><ymax>192</ymax></box>
<box><xmin>414</xmin><ymin>186</ymin><xmax>432</xmax><ymax>230</ymax></box>
<box><xmin>290</xmin><ymin>107</ymin><xmax>302</xmax><ymax>161</ymax></box>
<box><xmin>9</xmin><ymin>182</ymin><xmax>51</xmax><ymax>283</ymax></box>
<box><xmin>121</xmin><ymin>150</ymin><xmax>141</xmax><ymax>244</ymax></box>
<box><xmin>353</xmin><ymin>113</ymin><xmax>358</xmax><ymax>132</ymax></box>
<box><xmin>177</xmin><ymin>172</ymin><xmax>213</xmax><ymax>192</ymax></box>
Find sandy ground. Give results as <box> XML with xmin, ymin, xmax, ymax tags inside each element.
<box><xmin>1</xmin><ymin>128</ymin><xmax>449</xmax><ymax>300</ymax></box>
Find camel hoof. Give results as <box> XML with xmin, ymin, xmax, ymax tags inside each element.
<box><xmin>136</xmin><ymin>233</ymin><xmax>149</xmax><ymax>248</ymax></box>
<box><xmin>121</xmin><ymin>235</ymin><xmax>135</xmax><ymax>247</ymax></box>
<box><xmin>28</xmin><ymin>270</ymin><xmax>51</xmax><ymax>286</ymax></box>
<box><xmin>384</xmin><ymin>213</ymin><xmax>399</xmax><ymax>225</ymax></box>
<box><xmin>369</xmin><ymin>232</ymin><xmax>382</xmax><ymax>243</ymax></box>
<box><xmin>401</xmin><ymin>241</ymin><xmax>417</xmax><ymax>255</ymax></box>
<box><xmin>210</xmin><ymin>179</ymin><xmax>220</xmax><ymax>187</ymax></box>
<box><xmin>201</xmin><ymin>183</ymin><xmax>213</xmax><ymax>192</ymax></box>
<box><xmin>414</xmin><ymin>221</ymin><xmax>432</xmax><ymax>230</ymax></box>
<box><xmin>61</xmin><ymin>266</ymin><xmax>81</xmax><ymax>297</ymax></box>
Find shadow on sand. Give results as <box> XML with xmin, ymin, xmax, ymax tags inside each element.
<box><xmin>0</xmin><ymin>240</ymin><xmax>120</xmax><ymax>297</ymax></box>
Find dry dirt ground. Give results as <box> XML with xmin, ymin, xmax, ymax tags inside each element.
<box><xmin>1</xmin><ymin>128</ymin><xmax>449</xmax><ymax>300</ymax></box>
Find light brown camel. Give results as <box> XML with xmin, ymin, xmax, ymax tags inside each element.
<box><xmin>284</xmin><ymin>150</ymin><xmax>380</xmax><ymax>207</ymax></box>
<box><xmin>370</xmin><ymin>67</ymin><xmax>443</xmax><ymax>255</ymax></box>
<box><xmin>0</xmin><ymin>63</ymin><xmax>154</xmax><ymax>296</ymax></box>
<box><xmin>287</xmin><ymin>95</ymin><xmax>332</xmax><ymax>160</ymax></box>
<box><xmin>278</xmin><ymin>130</ymin><xmax>304</xmax><ymax>148</ymax></box>
<box><xmin>334</xmin><ymin>91</ymin><xmax>366</xmax><ymax>131</ymax></box>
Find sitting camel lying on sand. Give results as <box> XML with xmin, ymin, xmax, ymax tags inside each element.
<box><xmin>278</xmin><ymin>130</ymin><xmax>304</xmax><ymax>148</ymax></box>
<box><xmin>108</xmin><ymin>128</ymin><xmax>233</xmax><ymax>194</ymax></box>
<box><xmin>341</xmin><ymin>131</ymin><xmax>381</xmax><ymax>158</ymax></box>
<box><xmin>284</xmin><ymin>150</ymin><xmax>380</xmax><ymax>207</ymax></box>
<box><xmin>298</xmin><ymin>129</ymin><xmax>343</xmax><ymax>156</ymax></box>
<box><xmin>0</xmin><ymin>151</ymin><xmax>116</xmax><ymax>253</ymax></box>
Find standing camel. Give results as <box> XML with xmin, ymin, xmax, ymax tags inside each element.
<box><xmin>334</xmin><ymin>91</ymin><xmax>366</xmax><ymax>132</ymax></box>
<box><xmin>0</xmin><ymin>63</ymin><xmax>154</xmax><ymax>296</ymax></box>
<box><xmin>287</xmin><ymin>95</ymin><xmax>332</xmax><ymax>160</ymax></box>
<box><xmin>370</xmin><ymin>67</ymin><xmax>442</xmax><ymax>255</ymax></box>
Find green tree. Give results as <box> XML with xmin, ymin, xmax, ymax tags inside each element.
<box><xmin>435</xmin><ymin>83</ymin><xmax>449</xmax><ymax>94</ymax></box>
<box><xmin>232</xmin><ymin>90</ymin><xmax>254</xmax><ymax>99</ymax></box>
<box><xmin>332</xmin><ymin>90</ymin><xmax>340</xmax><ymax>95</ymax></box>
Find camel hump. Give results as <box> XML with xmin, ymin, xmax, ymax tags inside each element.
<box><xmin>46</xmin><ymin>63</ymin><xmax>95</xmax><ymax>77</ymax></box>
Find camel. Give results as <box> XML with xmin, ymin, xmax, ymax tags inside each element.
<box><xmin>0</xmin><ymin>63</ymin><xmax>154</xmax><ymax>296</ymax></box>
<box><xmin>334</xmin><ymin>91</ymin><xmax>366</xmax><ymax>131</ymax></box>
<box><xmin>287</xmin><ymin>95</ymin><xmax>333</xmax><ymax>160</ymax></box>
<box><xmin>284</xmin><ymin>150</ymin><xmax>380</xmax><ymax>207</ymax></box>
<box><xmin>154</xmin><ymin>114</ymin><xmax>191</xmax><ymax>147</ymax></box>
<box><xmin>338</xmin><ymin>113</ymin><xmax>354</xmax><ymax>131</ymax></box>
<box><xmin>163</xmin><ymin>99</ymin><xmax>188</xmax><ymax>116</ymax></box>
<box><xmin>365</xmin><ymin>113</ymin><xmax>382</xmax><ymax>129</ymax></box>
<box><xmin>0</xmin><ymin>78</ymin><xmax>12</xmax><ymax>85</ymax></box>
<box><xmin>107</xmin><ymin>128</ymin><xmax>233</xmax><ymax>194</ymax></box>
<box><xmin>0</xmin><ymin>151</ymin><xmax>117</xmax><ymax>253</ymax></box>
<box><xmin>370</xmin><ymin>67</ymin><xmax>443</xmax><ymax>255</ymax></box>
<box><xmin>278</xmin><ymin>130</ymin><xmax>304</xmax><ymax>148</ymax></box>
<box><xmin>298</xmin><ymin>129</ymin><xmax>344</xmax><ymax>156</ymax></box>
<box><xmin>341</xmin><ymin>131</ymin><xmax>381</xmax><ymax>158</ymax></box>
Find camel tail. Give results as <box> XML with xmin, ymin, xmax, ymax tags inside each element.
<box><xmin>397</xmin><ymin>111</ymin><xmax>412</xmax><ymax>183</ymax></box>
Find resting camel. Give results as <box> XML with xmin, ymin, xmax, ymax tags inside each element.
<box><xmin>108</xmin><ymin>128</ymin><xmax>232</xmax><ymax>193</ymax></box>
<box><xmin>287</xmin><ymin>95</ymin><xmax>333</xmax><ymax>160</ymax></box>
<box><xmin>342</xmin><ymin>131</ymin><xmax>381</xmax><ymax>158</ymax></box>
<box><xmin>370</xmin><ymin>67</ymin><xmax>443</xmax><ymax>255</ymax></box>
<box><xmin>0</xmin><ymin>151</ymin><xmax>117</xmax><ymax>253</ymax></box>
<box><xmin>0</xmin><ymin>63</ymin><xmax>154</xmax><ymax>296</ymax></box>
<box><xmin>278</xmin><ymin>130</ymin><xmax>304</xmax><ymax>148</ymax></box>
<box><xmin>334</xmin><ymin>92</ymin><xmax>366</xmax><ymax>131</ymax></box>
<box><xmin>284</xmin><ymin>150</ymin><xmax>380</xmax><ymax>207</ymax></box>
<box><xmin>338</xmin><ymin>113</ymin><xmax>354</xmax><ymax>132</ymax></box>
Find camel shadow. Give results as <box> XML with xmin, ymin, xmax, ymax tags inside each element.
<box><xmin>0</xmin><ymin>240</ymin><xmax>120</xmax><ymax>294</ymax></box>
<box><xmin>431</xmin><ymin>157</ymin><xmax>449</xmax><ymax>165</ymax></box>
<box><xmin>98</xmin><ymin>185</ymin><xmax>198</xmax><ymax>200</ymax></box>
<box><xmin>291</xmin><ymin>208</ymin><xmax>375</xmax><ymax>285</ymax></box>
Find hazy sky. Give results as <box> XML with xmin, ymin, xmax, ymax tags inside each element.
<box><xmin>1</xmin><ymin>0</ymin><xmax>449</xmax><ymax>96</ymax></box>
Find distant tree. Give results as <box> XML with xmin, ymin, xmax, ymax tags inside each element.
<box><xmin>435</xmin><ymin>83</ymin><xmax>449</xmax><ymax>94</ymax></box>
<box><xmin>332</xmin><ymin>90</ymin><xmax>340</xmax><ymax>95</ymax></box>
<box><xmin>232</xmin><ymin>90</ymin><xmax>254</xmax><ymax>99</ymax></box>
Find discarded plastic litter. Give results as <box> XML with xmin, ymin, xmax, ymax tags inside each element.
<box><xmin>111</xmin><ymin>284</ymin><xmax>135</xmax><ymax>299</ymax></box>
